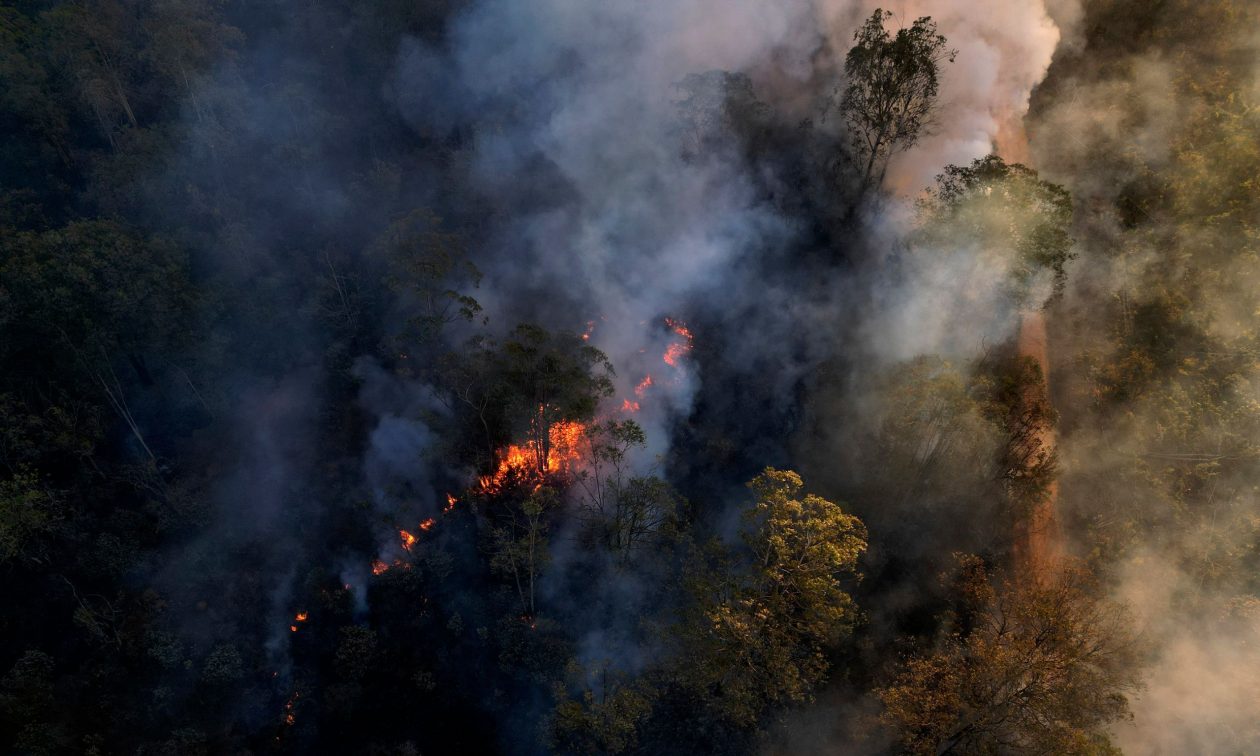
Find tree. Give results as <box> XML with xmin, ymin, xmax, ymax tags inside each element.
<box><xmin>550</xmin><ymin>661</ymin><xmax>655</xmax><ymax>755</ymax></box>
<box><xmin>838</xmin><ymin>10</ymin><xmax>955</xmax><ymax>191</ymax></box>
<box><xmin>495</xmin><ymin>325</ymin><xmax>614</xmax><ymax>477</ymax></box>
<box><xmin>573</xmin><ymin>419</ymin><xmax>681</xmax><ymax>560</ymax></box>
<box><xmin>677</xmin><ymin>469</ymin><xmax>867</xmax><ymax>726</ymax></box>
<box><xmin>879</xmin><ymin>556</ymin><xmax>1142</xmax><ymax>755</ymax></box>
<box><xmin>379</xmin><ymin>209</ymin><xmax>484</xmax><ymax>347</ymax></box>
<box><xmin>0</xmin><ymin>221</ymin><xmax>195</xmax><ymax>466</ymax></box>
<box><xmin>917</xmin><ymin>155</ymin><xmax>1074</xmax><ymax>305</ymax></box>
<box><xmin>490</xmin><ymin>485</ymin><xmax>557</xmax><ymax>620</ymax></box>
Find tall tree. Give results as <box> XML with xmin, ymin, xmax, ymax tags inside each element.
<box><xmin>838</xmin><ymin>10</ymin><xmax>955</xmax><ymax>192</ymax></box>
<box><xmin>677</xmin><ymin>469</ymin><xmax>867</xmax><ymax>726</ymax></box>
<box><xmin>879</xmin><ymin>556</ymin><xmax>1142</xmax><ymax>755</ymax></box>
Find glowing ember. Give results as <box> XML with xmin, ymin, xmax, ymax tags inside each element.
<box><xmin>371</xmin><ymin>559</ymin><xmax>389</xmax><ymax>575</ymax></box>
<box><xmin>282</xmin><ymin>692</ymin><xmax>299</xmax><ymax>726</ymax></box>
<box><xmin>444</xmin><ymin>493</ymin><xmax>458</xmax><ymax>513</ymax></box>
<box><xmin>581</xmin><ymin>320</ymin><xmax>596</xmax><ymax>341</ymax></box>
<box><xmin>295</xmin><ymin>611</ymin><xmax>308</xmax><ymax>622</ymax></box>
<box><xmin>418</xmin><ymin>517</ymin><xmax>435</xmax><ymax>531</ymax></box>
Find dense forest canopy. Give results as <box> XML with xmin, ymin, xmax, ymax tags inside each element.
<box><xmin>1</xmin><ymin>0</ymin><xmax>1257</xmax><ymax>754</ymax></box>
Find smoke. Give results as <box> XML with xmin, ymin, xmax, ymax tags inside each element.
<box><xmin>98</xmin><ymin>0</ymin><xmax>1260</xmax><ymax>749</ymax></box>
<box><xmin>1023</xmin><ymin>1</ymin><xmax>1260</xmax><ymax>751</ymax></box>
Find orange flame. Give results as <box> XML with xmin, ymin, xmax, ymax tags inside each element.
<box><xmin>444</xmin><ymin>493</ymin><xmax>458</xmax><ymax>513</ymax></box>
<box><xmin>622</xmin><ymin>399</ymin><xmax>640</xmax><ymax>413</ymax></box>
<box><xmin>399</xmin><ymin>530</ymin><xmax>417</xmax><ymax>552</ymax></box>
<box><xmin>478</xmin><ymin>414</ymin><xmax>589</xmax><ymax>494</ymax></box>
<box><xmin>635</xmin><ymin>375</ymin><xmax>653</xmax><ymax>396</ymax></box>
<box><xmin>371</xmin><ymin>559</ymin><xmax>389</xmax><ymax>575</ymax></box>
<box><xmin>295</xmin><ymin>611</ymin><xmax>308</xmax><ymax>622</ymax></box>
<box><xmin>418</xmin><ymin>518</ymin><xmax>435</xmax><ymax>531</ymax></box>
<box><xmin>662</xmin><ymin>317</ymin><xmax>694</xmax><ymax>367</ymax></box>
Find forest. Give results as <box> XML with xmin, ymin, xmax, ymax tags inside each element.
<box><xmin>0</xmin><ymin>0</ymin><xmax>1257</xmax><ymax>753</ymax></box>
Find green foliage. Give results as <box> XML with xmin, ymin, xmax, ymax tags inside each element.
<box><xmin>0</xmin><ymin>468</ymin><xmax>60</xmax><ymax>564</ymax></box>
<box><xmin>490</xmin><ymin>486</ymin><xmax>558</xmax><ymax>619</ymax></box>
<box><xmin>573</xmin><ymin>419</ymin><xmax>683</xmax><ymax>558</ymax></box>
<box><xmin>550</xmin><ymin>662</ymin><xmax>655</xmax><ymax>755</ymax></box>
<box><xmin>678</xmin><ymin>469</ymin><xmax>867</xmax><ymax>726</ymax></box>
<box><xmin>918</xmin><ymin>155</ymin><xmax>1075</xmax><ymax>304</ymax></box>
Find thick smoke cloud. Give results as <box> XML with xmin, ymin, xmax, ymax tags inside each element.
<box><xmin>80</xmin><ymin>0</ymin><xmax>1257</xmax><ymax>749</ymax></box>
<box><xmin>1025</xmin><ymin>3</ymin><xmax>1260</xmax><ymax>751</ymax></box>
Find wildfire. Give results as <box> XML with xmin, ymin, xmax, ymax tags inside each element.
<box><xmin>622</xmin><ymin>399</ymin><xmax>640</xmax><ymax>413</ymax></box>
<box><xmin>635</xmin><ymin>375</ymin><xmax>653</xmax><ymax>396</ymax></box>
<box><xmin>419</xmin><ymin>517</ymin><xmax>435</xmax><ymax>531</ymax></box>
<box><xmin>477</xmin><ymin>415</ymin><xmax>589</xmax><ymax>494</ymax></box>
<box><xmin>581</xmin><ymin>320</ymin><xmax>596</xmax><ymax>341</ymax></box>
<box><xmin>399</xmin><ymin>529</ymin><xmax>417</xmax><ymax>552</ymax></box>
<box><xmin>662</xmin><ymin>317</ymin><xmax>694</xmax><ymax>367</ymax></box>
<box><xmin>444</xmin><ymin>493</ymin><xmax>458</xmax><ymax>513</ymax></box>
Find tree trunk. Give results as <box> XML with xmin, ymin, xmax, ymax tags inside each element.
<box><xmin>1011</xmin><ymin>309</ymin><xmax>1063</xmax><ymax>579</ymax></box>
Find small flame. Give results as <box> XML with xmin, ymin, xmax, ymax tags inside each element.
<box><xmin>372</xmin><ymin>557</ymin><xmax>409</xmax><ymax>576</ymax></box>
<box><xmin>289</xmin><ymin>610</ymin><xmax>308</xmax><ymax>632</ymax></box>
<box><xmin>418</xmin><ymin>518</ymin><xmax>435</xmax><ymax>531</ymax></box>
<box><xmin>622</xmin><ymin>399</ymin><xmax>640</xmax><ymax>413</ymax></box>
<box><xmin>444</xmin><ymin>493</ymin><xmax>458</xmax><ymax>513</ymax></box>
<box><xmin>399</xmin><ymin>530</ymin><xmax>417</xmax><ymax>552</ymax></box>
<box><xmin>581</xmin><ymin>320</ymin><xmax>596</xmax><ymax>341</ymax></box>
<box><xmin>635</xmin><ymin>375</ymin><xmax>653</xmax><ymax>396</ymax></box>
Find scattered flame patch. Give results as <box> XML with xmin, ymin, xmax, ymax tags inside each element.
<box><xmin>635</xmin><ymin>374</ymin><xmax>653</xmax><ymax>396</ymax></box>
<box><xmin>290</xmin><ymin>611</ymin><xmax>309</xmax><ymax>632</ymax></box>
<box><xmin>282</xmin><ymin>691</ymin><xmax>299</xmax><ymax>726</ymax></box>
<box><xmin>444</xmin><ymin>493</ymin><xmax>458</xmax><ymax>513</ymax></box>
<box><xmin>662</xmin><ymin>318</ymin><xmax>694</xmax><ymax>367</ymax></box>
<box><xmin>418</xmin><ymin>517</ymin><xmax>435</xmax><ymax>531</ymax></box>
<box><xmin>399</xmin><ymin>529</ymin><xmax>417</xmax><ymax>552</ymax></box>
<box><xmin>622</xmin><ymin>399</ymin><xmax>640</xmax><ymax>413</ymax></box>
